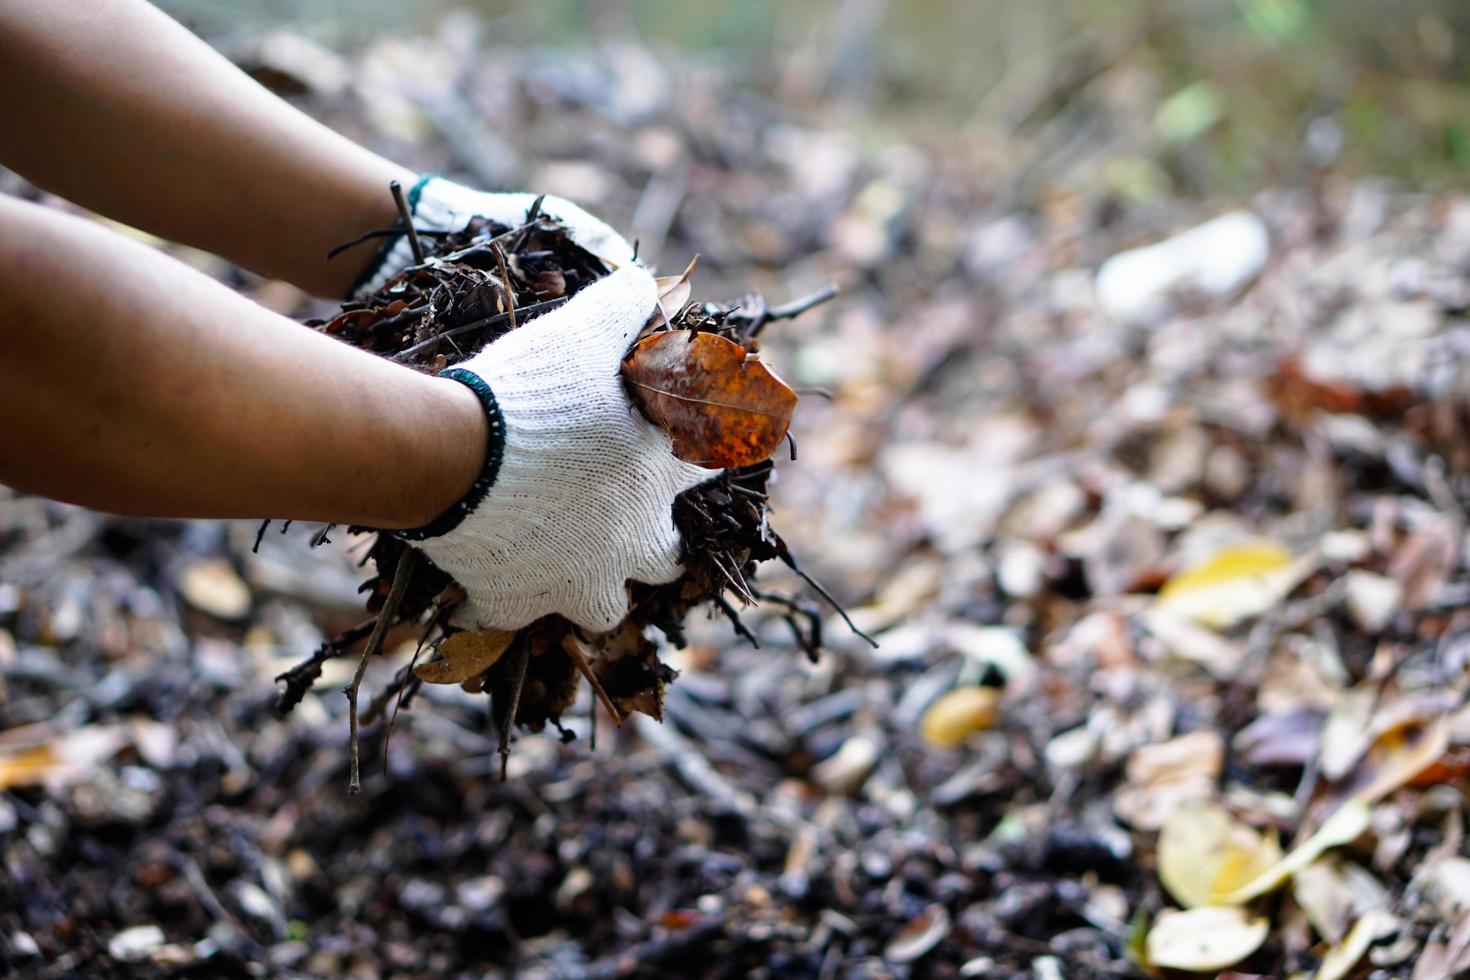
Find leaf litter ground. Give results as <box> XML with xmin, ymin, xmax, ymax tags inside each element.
<box><xmin>2</xmin><ymin>25</ymin><xmax>1470</xmax><ymax>980</ymax></box>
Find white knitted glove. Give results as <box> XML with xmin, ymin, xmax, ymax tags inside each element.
<box><xmin>356</xmin><ymin>176</ymin><xmax>636</xmax><ymax>295</ymax></box>
<box><xmin>401</xmin><ymin>265</ymin><xmax>718</xmax><ymax>633</ymax></box>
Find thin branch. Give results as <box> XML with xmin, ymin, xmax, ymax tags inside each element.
<box><xmin>561</xmin><ymin>632</ymin><xmax>623</xmax><ymax>725</ymax></box>
<box><xmin>390</xmin><ymin>179</ymin><xmax>426</xmax><ymax>264</ymax></box>
<box><xmin>274</xmin><ymin>618</ymin><xmax>376</xmax><ymax>716</ymax></box>
<box><xmin>775</xmin><ymin>540</ymin><xmax>878</xmax><ymax>649</ymax></box>
<box><xmin>345</xmin><ymin>549</ymin><xmax>417</xmax><ymax>794</ymax></box>
<box><xmin>745</xmin><ymin>283</ymin><xmax>839</xmax><ymax>338</ymax></box>
<box><xmin>498</xmin><ymin>642</ymin><xmax>530</xmax><ymax>782</ymax></box>
<box><xmin>714</xmin><ymin>594</ymin><xmax>760</xmax><ymax>647</ymax></box>
<box><xmin>492</xmin><ymin>243</ymin><xmax>518</xmax><ymax>332</ymax></box>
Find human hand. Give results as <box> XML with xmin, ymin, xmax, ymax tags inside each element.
<box><xmin>355</xmin><ymin>176</ymin><xmax>636</xmax><ymax>295</ymax></box>
<box><xmin>400</xmin><ymin>265</ymin><xmax>717</xmax><ymax>633</ymax></box>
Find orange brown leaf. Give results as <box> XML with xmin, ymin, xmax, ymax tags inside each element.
<box><xmin>622</xmin><ymin>331</ymin><xmax>798</xmax><ymax>469</ymax></box>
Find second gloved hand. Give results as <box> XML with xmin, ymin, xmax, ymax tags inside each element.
<box><xmin>400</xmin><ymin>265</ymin><xmax>718</xmax><ymax>633</ymax></box>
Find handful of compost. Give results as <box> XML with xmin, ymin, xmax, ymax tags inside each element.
<box><xmin>275</xmin><ymin>178</ymin><xmax>857</xmax><ymax>785</ymax></box>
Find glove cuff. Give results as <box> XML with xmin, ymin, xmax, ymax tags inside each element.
<box><xmin>393</xmin><ymin>368</ymin><xmax>507</xmax><ymax>541</ymax></box>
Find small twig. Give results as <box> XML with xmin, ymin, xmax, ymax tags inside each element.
<box><xmin>708</xmin><ymin>550</ymin><xmax>756</xmax><ymax>606</ymax></box>
<box><xmin>747</xmin><ymin>283</ymin><xmax>839</xmax><ymax>337</ymax></box>
<box><xmin>721</xmin><ymin>549</ymin><xmax>758</xmax><ymax>603</ymax></box>
<box><xmin>498</xmin><ymin>642</ymin><xmax>530</xmax><ymax>782</ymax></box>
<box><xmin>561</xmin><ymin>633</ymin><xmax>624</xmax><ymax>725</ymax></box>
<box><xmin>492</xmin><ymin>243</ymin><xmax>518</xmax><ymax>332</ymax></box>
<box><xmin>713</xmin><ymin>594</ymin><xmax>760</xmax><ymax>647</ymax></box>
<box><xmin>181</xmin><ymin>857</ymin><xmax>261</xmax><ymax>951</ymax></box>
<box><xmin>775</xmin><ymin>538</ymin><xmax>878</xmax><ymax>649</ymax></box>
<box><xmin>752</xmin><ymin>586</ymin><xmax>824</xmax><ymax>660</ymax></box>
<box><xmin>345</xmin><ymin>549</ymin><xmax>417</xmax><ymax>794</ymax></box>
<box><xmin>766</xmin><ymin>283</ymin><xmax>838</xmax><ymax>321</ymax></box>
<box><xmin>325</xmin><ymin>226</ymin><xmax>453</xmax><ymax>261</ymax></box>
<box><xmin>390</xmin><ymin>180</ymin><xmax>426</xmax><ymax>265</ymax></box>
<box><xmin>274</xmin><ymin>618</ymin><xmax>376</xmax><ymax>716</ymax></box>
<box><xmin>371</xmin><ymin>612</ymin><xmax>443</xmax><ymax>776</ymax></box>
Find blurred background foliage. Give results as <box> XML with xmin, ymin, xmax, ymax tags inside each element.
<box><xmin>159</xmin><ymin>0</ymin><xmax>1470</xmax><ymax>194</ymax></box>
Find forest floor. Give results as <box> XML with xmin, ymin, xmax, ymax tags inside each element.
<box><xmin>2</xmin><ymin>25</ymin><xmax>1469</xmax><ymax>980</ymax></box>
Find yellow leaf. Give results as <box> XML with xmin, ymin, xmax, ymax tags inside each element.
<box><xmin>1158</xmin><ymin>802</ymin><xmax>1281</xmax><ymax>908</ymax></box>
<box><xmin>1217</xmin><ymin>800</ymin><xmax>1372</xmax><ymax>905</ymax></box>
<box><xmin>1145</xmin><ymin>906</ymin><xmax>1269</xmax><ymax>971</ymax></box>
<box><xmin>919</xmin><ymin>687</ymin><xmax>1001</xmax><ymax>748</ymax></box>
<box><xmin>0</xmin><ymin>745</ymin><xmax>60</xmax><ymax>791</ymax></box>
<box><xmin>413</xmin><ymin>629</ymin><xmax>513</xmax><ymax>685</ymax></box>
<box><xmin>1156</xmin><ymin>541</ymin><xmax>1302</xmax><ymax>629</ymax></box>
<box><xmin>1315</xmin><ymin>909</ymin><xmax>1392</xmax><ymax>980</ymax></box>
<box><xmin>0</xmin><ymin>726</ymin><xmax>130</xmax><ymax>790</ymax></box>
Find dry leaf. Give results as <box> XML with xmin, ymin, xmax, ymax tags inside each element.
<box><xmin>1319</xmin><ymin>686</ymin><xmax>1378</xmax><ymax>781</ymax></box>
<box><xmin>1315</xmin><ymin>909</ymin><xmax>1393</xmax><ymax>980</ymax></box>
<box><xmin>1414</xmin><ymin>911</ymin><xmax>1470</xmax><ymax>980</ymax></box>
<box><xmin>657</xmin><ymin>256</ymin><xmax>698</xmax><ymax>311</ymax></box>
<box><xmin>885</xmin><ymin>904</ymin><xmax>951</xmax><ymax>964</ymax></box>
<box><xmin>1115</xmin><ymin>731</ymin><xmax>1223</xmax><ymax>829</ymax></box>
<box><xmin>1386</xmin><ymin>524</ymin><xmax>1456</xmax><ymax>610</ymax></box>
<box><xmin>178</xmin><ymin>558</ymin><xmax>251</xmax><ymax>620</ymax></box>
<box><xmin>413</xmin><ymin>629</ymin><xmax>514</xmax><ymax>685</ymax></box>
<box><xmin>1217</xmin><ymin>800</ymin><xmax>1372</xmax><ymax>904</ymax></box>
<box><xmin>919</xmin><ymin>686</ymin><xmax>1001</xmax><ymax>748</ymax></box>
<box><xmin>1158</xmin><ymin>802</ymin><xmax>1281</xmax><ymax>908</ymax></box>
<box><xmin>1145</xmin><ymin>906</ymin><xmax>1269</xmax><ymax>971</ymax></box>
<box><xmin>1155</xmin><ymin>541</ymin><xmax>1307</xmax><ymax>629</ymax></box>
<box><xmin>0</xmin><ymin>726</ymin><xmax>130</xmax><ymax>791</ymax></box>
<box><xmin>1343</xmin><ymin>714</ymin><xmax>1451</xmax><ymax>805</ymax></box>
<box><xmin>623</xmin><ymin>330</ymin><xmax>798</xmax><ymax>468</ymax></box>
<box><xmin>1293</xmin><ymin>860</ymin><xmax>1356</xmax><ymax>942</ymax></box>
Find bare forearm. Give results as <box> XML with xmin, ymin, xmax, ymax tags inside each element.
<box><xmin>0</xmin><ymin>0</ymin><xmax>411</xmax><ymax>297</ymax></box>
<box><xmin>0</xmin><ymin>194</ymin><xmax>483</xmax><ymax>527</ymax></box>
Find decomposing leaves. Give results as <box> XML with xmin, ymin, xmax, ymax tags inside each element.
<box><xmin>413</xmin><ymin>629</ymin><xmax>514</xmax><ymax>685</ymax></box>
<box><xmin>1314</xmin><ymin>909</ymin><xmax>1394</xmax><ymax>980</ymax></box>
<box><xmin>1114</xmin><ymin>731</ymin><xmax>1224</xmax><ymax>830</ymax></box>
<box><xmin>1217</xmin><ymin>800</ymin><xmax>1372</xmax><ymax>904</ymax></box>
<box><xmin>1158</xmin><ymin>802</ymin><xmax>1280</xmax><ymax>909</ymax></box>
<box><xmin>623</xmin><ymin>331</ymin><xmax>798</xmax><ymax>469</ymax></box>
<box><xmin>1144</xmin><ymin>906</ymin><xmax>1269</xmax><ymax>971</ymax></box>
<box><xmin>0</xmin><ymin>726</ymin><xmax>130</xmax><ymax>791</ymax></box>
<box><xmin>178</xmin><ymin>557</ymin><xmax>252</xmax><ymax>620</ymax></box>
<box><xmin>1342</xmin><ymin>713</ymin><xmax>1452</xmax><ymax>804</ymax></box>
<box><xmin>919</xmin><ymin>686</ymin><xmax>1001</xmax><ymax>748</ymax></box>
<box><xmin>1154</xmin><ymin>541</ymin><xmax>1307</xmax><ymax>629</ymax></box>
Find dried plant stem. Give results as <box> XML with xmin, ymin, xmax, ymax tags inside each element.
<box><xmin>561</xmin><ymin>633</ymin><xmax>623</xmax><ymax>724</ymax></box>
<box><xmin>389</xmin><ymin>179</ymin><xmax>426</xmax><ymax>264</ymax></box>
<box><xmin>493</xmin><ymin>243</ymin><xmax>518</xmax><ymax>331</ymax></box>
<box><xmin>498</xmin><ymin>642</ymin><xmax>530</xmax><ymax>782</ymax></box>
<box><xmin>345</xmin><ymin>549</ymin><xmax>417</xmax><ymax>793</ymax></box>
